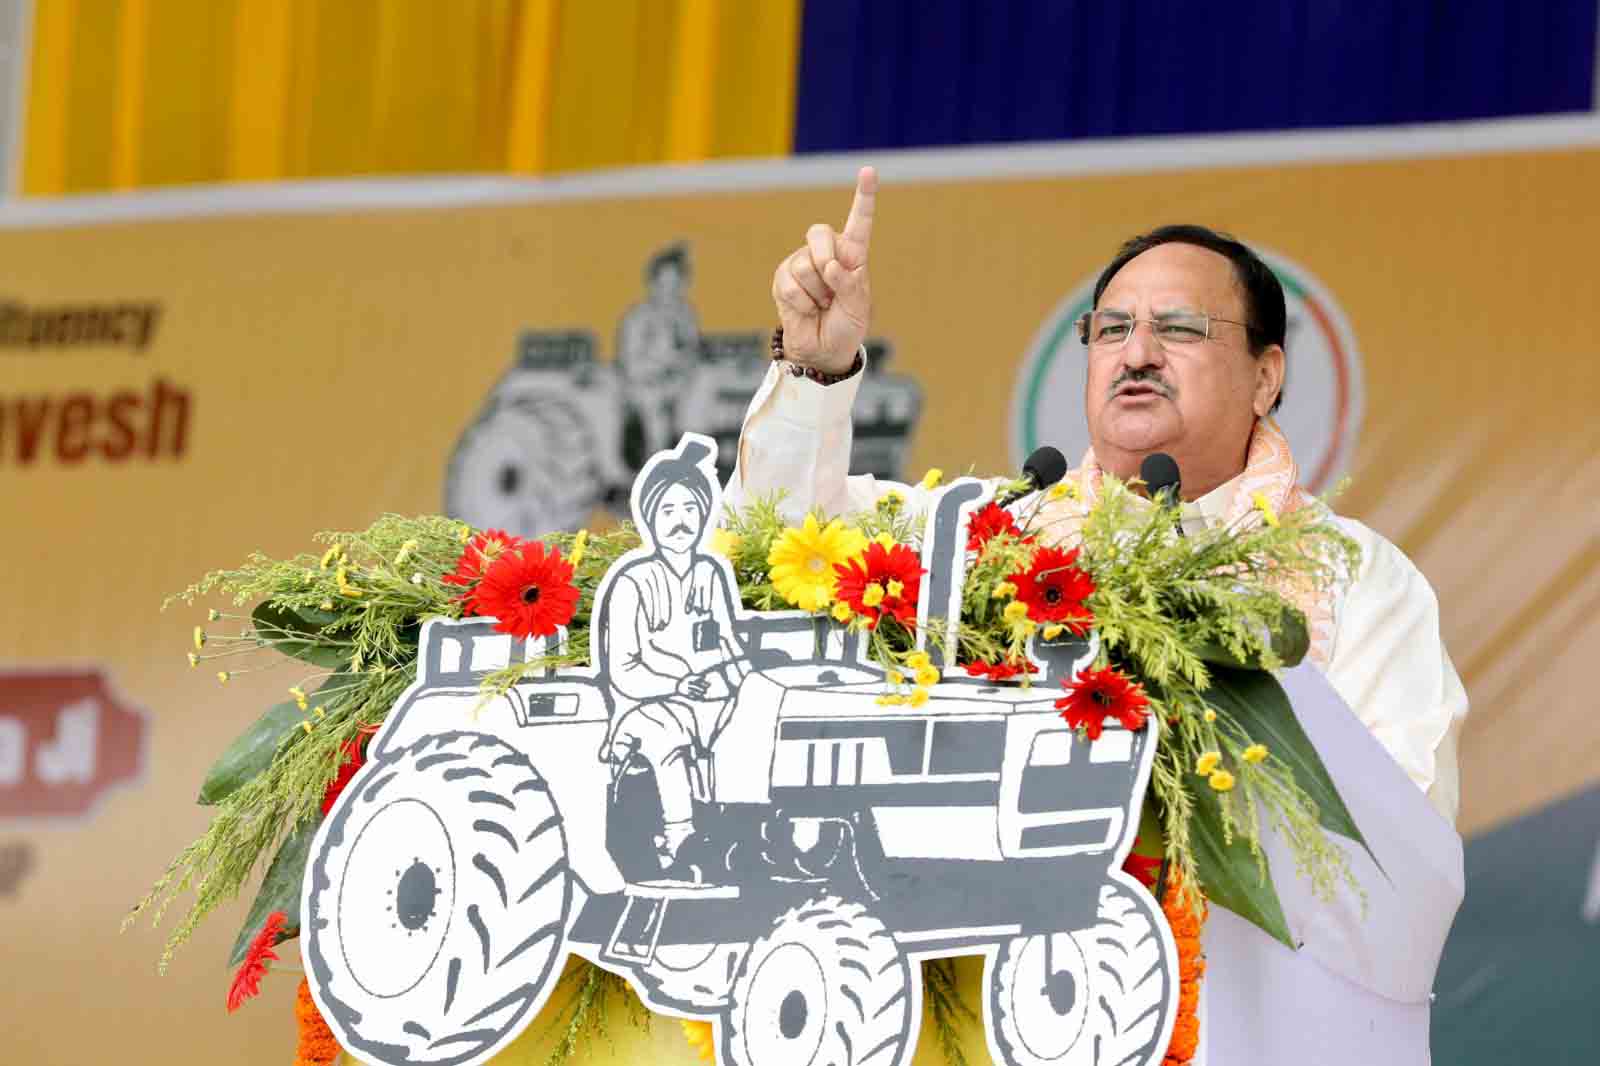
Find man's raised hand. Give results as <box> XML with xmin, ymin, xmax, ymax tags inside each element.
<box><xmin>771</xmin><ymin>166</ymin><xmax>876</xmax><ymax>374</ymax></box>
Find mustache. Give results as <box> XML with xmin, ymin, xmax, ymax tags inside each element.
<box><xmin>665</xmin><ymin>522</ymin><xmax>695</xmax><ymax>537</ymax></box>
<box><xmin>1109</xmin><ymin>367</ymin><xmax>1175</xmax><ymax>399</ymax></box>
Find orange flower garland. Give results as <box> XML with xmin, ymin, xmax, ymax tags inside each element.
<box><xmin>1122</xmin><ymin>848</ymin><xmax>1206</xmax><ymax>1065</ymax></box>
<box><xmin>1160</xmin><ymin>871</ymin><xmax>1207</xmax><ymax>1066</ymax></box>
<box><xmin>294</xmin><ymin>977</ymin><xmax>341</xmax><ymax>1066</ymax></box>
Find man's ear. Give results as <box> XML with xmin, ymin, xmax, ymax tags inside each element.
<box><xmin>1253</xmin><ymin>345</ymin><xmax>1286</xmax><ymax>417</ymax></box>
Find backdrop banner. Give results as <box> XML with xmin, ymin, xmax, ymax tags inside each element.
<box><xmin>1</xmin><ymin>136</ymin><xmax>1594</xmax><ymax>1065</ymax></box>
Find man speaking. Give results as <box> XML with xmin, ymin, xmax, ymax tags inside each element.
<box><xmin>726</xmin><ymin>167</ymin><xmax>1468</xmax><ymax>1063</ymax></box>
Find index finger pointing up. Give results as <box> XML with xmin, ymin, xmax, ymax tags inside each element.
<box><xmin>842</xmin><ymin>165</ymin><xmax>877</xmax><ymax>248</ymax></box>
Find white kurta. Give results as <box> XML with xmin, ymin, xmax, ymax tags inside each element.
<box><xmin>725</xmin><ymin>357</ymin><xmax>1469</xmax><ymax>1064</ymax></box>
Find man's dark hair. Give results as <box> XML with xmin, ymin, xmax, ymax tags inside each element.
<box><xmin>638</xmin><ymin>438</ymin><xmax>714</xmax><ymax>533</ymax></box>
<box><xmin>645</xmin><ymin>242</ymin><xmax>692</xmax><ymax>283</ymax></box>
<box><xmin>1092</xmin><ymin>224</ymin><xmax>1286</xmax><ymax>413</ymax></box>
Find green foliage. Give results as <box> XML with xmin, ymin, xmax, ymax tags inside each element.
<box><xmin>227</xmin><ymin>817</ymin><xmax>318</xmax><ymax>967</ymax></box>
<box><xmin>922</xmin><ymin>958</ymin><xmax>979</xmax><ymax>1066</ymax></box>
<box><xmin>199</xmin><ymin>670</ymin><xmax>352</xmax><ymax>805</ymax></box>
<box><xmin>140</xmin><ymin>480</ymin><xmax>1365</xmax><ymax>1026</ymax></box>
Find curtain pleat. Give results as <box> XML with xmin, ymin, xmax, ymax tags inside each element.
<box><xmin>21</xmin><ymin>0</ymin><xmax>802</xmax><ymax>195</ymax></box>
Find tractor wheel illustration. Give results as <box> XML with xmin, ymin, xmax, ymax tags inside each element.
<box><xmin>988</xmin><ymin>880</ymin><xmax>1173</xmax><ymax>1066</ymax></box>
<box><xmin>446</xmin><ymin>392</ymin><xmax>606</xmax><ymax>537</ymax></box>
<box><xmin>724</xmin><ymin>896</ymin><xmax>911</xmax><ymax>1066</ymax></box>
<box><xmin>638</xmin><ymin>940</ymin><xmax>749</xmax><ymax>1012</ymax></box>
<box><xmin>305</xmin><ymin>731</ymin><xmax>571</xmax><ymax>1066</ymax></box>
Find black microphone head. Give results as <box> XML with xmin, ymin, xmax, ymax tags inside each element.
<box><xmin>1023</xmin><ymin>446</ymin><xmax>1069</xmax><ymax>492</ymax></box>
<box><xmin>1140</xmin><ymin>452</ymin><xmax>1181</xmax><ymax>503</ymax></box>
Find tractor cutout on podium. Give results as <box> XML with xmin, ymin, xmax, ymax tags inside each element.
<box><xmin>303</xmin><ymin>433</ymin><xmax>1179</xmax><ymax>1066</ymax></box>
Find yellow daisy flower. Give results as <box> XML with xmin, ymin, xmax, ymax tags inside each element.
<box><xmin>919</xmin><ymin>468</ymin><xmax>944</xmax><ymax>489</ymax></box>
<box><xmin>680</xmin><ymin>1020</ymin><xmax>715</xmax><ymax>1063</ymax></box>
<box><xmin>767</xmin><ymin>515</ymin><xmax>867</xmax><ymax>612</ymax></box>
<box><xmin>1203</xmin><ymin>708</ymin><xmax>1218</xmax><ymax>723</ymax></box>
<box><xmin>991</xmin><ymin>581</ymin><xmax>1018</xmax><ymax>600</ymax></box>
<box><xmin>906</xmin><ymin>651</ymin><xmax>932</xmax><ymax>672</ymax></box>
<box><xmin>886</xmin><ymin>579</ymin><xmax>905</xmax><ymax>598</ymax></box>
<box><xmin>708</xmin><ymin>527</ymin><xmax>741</xmax><ymax>560</ymax></box>
<box><xmin>862</xmin><ymin>582</ymin><xmax>886</xmax><ymax>608</ymax></box>
<box><xmin>876</xmin><ymin>693</ymin><xmax>906</xmax><ymax>707</ymax></box>
<box><xmin>914</xmin><ymin>665</ymin><xmax>940</xmax><ymax>688</ymax></box>
<box><xmin>1195</xmin><ymin>751</ymin><xmax>1222</xmax><ymax>776</ymax></box>
<box><xmin>1243</xmin><ymin>744</ymin><xmax>1269</xmax><ymax>764</ymax></box>
<box><xmin>1252</xmin><ymin>491</ymin><xmax>1280</xmax><ymax>528</ymax></box>
<box><xmin>1003</xmin><ymin>600</ymin><xmax>1030</xmax><ymax>624</ymax></box>
<box><xmin>192</xmin><ymin>626</ymin><xmax>206</xmax><ymax>650</ymax></box>
<box><xmin>1208</xmin><ymin>769</ymin><xmax>1236</xmax><ymax>792</ymax></box>
<box><xmin>1047</xmin><ymin>478</ymin><xmax>1079</xmax><ymax>501</ymax></box>
<box><xmin>907</xmin><ymin>687</ymin><xmax>930</xmax><ymax>708</ymax></box>
<box><xmin>1043</xmin><ymin>624</ymin><xmax>1064</xmax><ymax>640</ymax></box>
<box><xmin>831</xmin><ymin>601</ymin><xmax>853</xmax><ymax>623</ymax></box>
<box><xmin>568</xmin><ymin>529</ymin><xmax>589</xmax><ymax>567</ymax></box>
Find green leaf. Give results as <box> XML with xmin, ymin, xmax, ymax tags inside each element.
<box><xmin>198</xmin><ymin>670</ymin><xmax>348</xmax><ymax>805</ymax></box>
<box><xmin>1189</xmin><ymin>786</ymin><xmax>1295</xmax><ymax>948</ymax></box>
<box><xmin>227</xmin><ymin>817</ymin><xmax>317</xmax><ymax>967</ymax></box>
<box><xmin>1203</xmin><ymin>664</ymin><xmax>1374</xmax><ymax>864</ymax></box>
<box><xmin>197</xmin><ymin>700</ymin><xmax>302</xmax><ymax>805</ymax></box>
<box><xmin>1194</xmin><ymin>603</ymin><xmax>1309</xmax><ymax>670</ymax></box>
<box><xmin>250</xmin><ymin>600</ymin><xmax>348</xmax><ymax>668</ymax></box>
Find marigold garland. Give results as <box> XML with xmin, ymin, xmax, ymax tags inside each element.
<box><xmin>1122</xmin><ymin>851</ymin><xmax>1206</xmax><ymax>1066</ymax></box>
<box><xmin>294</xmin><ymin>976</ymin><xmax>341</xmax><ymax>1066</ymax></box>
<box><xmin>1161</xmin><ymin>871</ymin><xmax>1207</xmax><ymax>1065</ymax></box>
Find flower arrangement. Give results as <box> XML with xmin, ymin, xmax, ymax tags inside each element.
<box><xmin>129</xmin><ymin>467</ymin><xmax>1364</xmax><ymax>1065</ymax></box>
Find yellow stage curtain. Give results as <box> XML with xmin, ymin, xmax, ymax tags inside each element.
<box><xmin>21</xmin><ymin>0</ymin><xmax>801</xmax><ymax>195</ymax></box>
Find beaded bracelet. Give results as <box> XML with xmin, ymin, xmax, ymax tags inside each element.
<box><xmin>770</xmin><ymin>326</ymin><xmax>864</xmax><ymax>385</ymax></box>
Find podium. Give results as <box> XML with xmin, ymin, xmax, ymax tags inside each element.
<box><xmin>1200</xmin><ymin>665</ymin><xmax>1464</xmax><ymax>1065</ymax></box>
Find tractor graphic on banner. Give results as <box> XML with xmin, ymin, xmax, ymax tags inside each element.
<box><xmin>444</xmin><ymin>243</ymin><xmax>922</xmax><ymax>539</ymax></box>
<box><xmin>307</xmin><ymin>434</ymin><xmax>1177</xmax><ymax>1066</ymax></box>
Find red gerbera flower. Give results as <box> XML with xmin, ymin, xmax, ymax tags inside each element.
<box><xmin>443</xmin><ymin>528</ymin><xmax>525</xmax><ymax>591</ymax></box>
<box><xmin>320</xmin><ymin>724</ymin><xmax>381</xmax><ymax>816</ymax></box>
<box><xmin>227</xmin><ymin>910</ymin><xmax>288</xmax><ymax>1012</ymax></box>
<box><xmin>466</xmin><ymin>541</ymin><xmax>580</xmax><ymax>639</ymax></box>
<box><xmin>1010</xmin><ymin>545</ymin><xmax>1096</xmax><ymax>633</ymax></box>
<box><xmin>1055</xmin><ymin>664</ymin><xmax>1150</xmax><ymax>740</ymax></box>
<box><xmin>1121</xmin><ymin>840</ymin><xmax>1164</xmax><ymax>889</ymax></box>
<box><xmin>963</xmin><ymin>658</ymin><xmax>1039</xmax><ymax>682</ymax></box>
<box><xmin>834</xmin><ymin>541</ymin><xmax>925</xmax><ymax>629</ymax></box>
<box><xmin>966</xmin><ymin>502</ymin><xmax>1032</xmax><ymax>554</ymax></box>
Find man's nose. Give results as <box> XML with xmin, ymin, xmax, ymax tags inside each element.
<box><xmin>1121</xmin><ymin>321</ymin><xmax>1169</xmax><ymax>370</ymax></box>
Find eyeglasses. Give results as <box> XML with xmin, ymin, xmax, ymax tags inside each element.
<box><xmin>1076</xmin><ymin>309</ymin><xmax>1251</xmax><ymax>351</ymax></box>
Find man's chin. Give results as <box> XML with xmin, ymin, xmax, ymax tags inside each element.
<box><xmin>1096</xmin><ymin>416</ymin><xmax>1177</xmax><ymax>459</ymax></box>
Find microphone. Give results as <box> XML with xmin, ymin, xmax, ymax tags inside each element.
<box><xmin>1140</xmin><ymin>452</ymin><xmax>1183</xmax><ymax>535</ymax></box>
<box><xmin>994</xmin><ymin>446</ymin><xmax>1069</xmax><ymax>507</ymax></box>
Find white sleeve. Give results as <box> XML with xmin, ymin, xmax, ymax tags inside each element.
<box><xmin>724</xmin><ymin>350</ymin><xmax>922</xmax><ymax>522</ymax></box>
<box><xmin>1321</xmin><ymin>519</ymin><xmax>1469</xmax><ymax>825</ymax></box>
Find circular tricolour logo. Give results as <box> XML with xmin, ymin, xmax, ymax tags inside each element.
<box><xmin>1009</xmin><ymin>250</ymin><xmax>1363</xmax><ymax>494</ymax></box>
